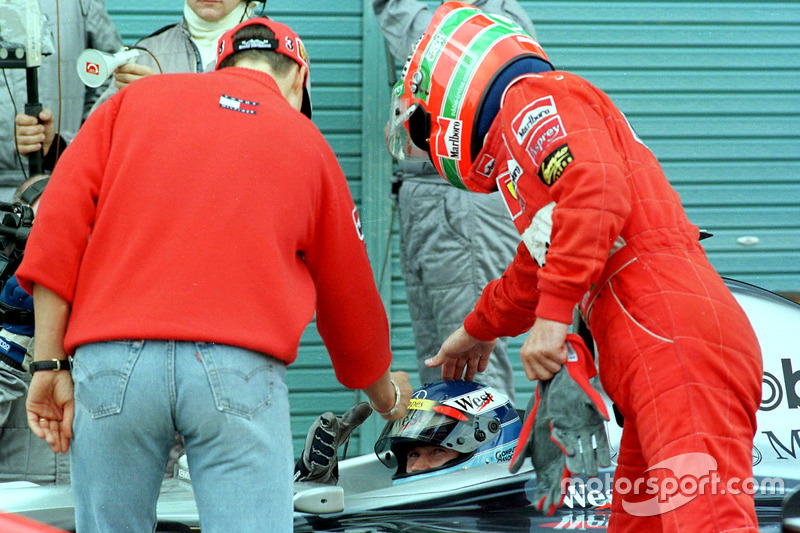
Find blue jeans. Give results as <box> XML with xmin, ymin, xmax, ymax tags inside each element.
<box><xmin>70</xmin><ymin>340</ymin><xmax>292</xmax><ymax>532</ymax></box>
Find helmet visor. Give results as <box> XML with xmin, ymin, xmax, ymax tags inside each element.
<box><xmin>385</xmin><ymin>84</ymin><xmax>429</xmax><ymax>161</ymax></box>
<box><xmin>374</xmin><ymin>398</ymin><xmax>482</xmax><ymax>467</ymax></box>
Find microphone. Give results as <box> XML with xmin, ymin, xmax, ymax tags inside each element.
<box><xmin>77</xmin><ymin>48</ymin><xmax>141</xmax><ymax>88</ymax></box>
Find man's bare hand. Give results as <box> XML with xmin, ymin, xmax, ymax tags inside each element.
<box><xmin>520</xmin><ymin>318</ymin><xmax>570</xmax><ymax>381</ymax></box>
<box><xmin>26</xmin><ymin>371</ymin><xmax>74</xmax><ymax>454</ymax></box>
<box><xmin>15</xmin><ymin>109</ymin><xmax>55</xmax><ymax>156</ymax></box>
<box><xmin>426</xmin><ymin>326</ymin><xmax>496</xmax><ymax>381</ymax></box>
<box><xmin>113</xmin><ymin>62</ymin><xmax>157</xmax><ymax>90</ymax></box>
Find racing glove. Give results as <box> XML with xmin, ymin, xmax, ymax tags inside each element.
<box><xmin>546</xmin><ymin>334</ymin><xmax>611</xmax><ymax>477</ymax></box>
<box><xmin>509</xmin><ymin>381</ymin><xmax>569</xmax><ymax>516</ymax></box>
<box><xmin>294</xmin><ymin>402</ymin><xmax>373</xmax><ymax>485</ymax></box>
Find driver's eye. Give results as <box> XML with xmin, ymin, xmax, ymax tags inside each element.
<box><xmin>408</xmin><ymin>451</ymin><xmax>420</xmax><ymax>459</ymax></box>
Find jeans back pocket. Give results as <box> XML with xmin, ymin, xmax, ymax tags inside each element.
<box><xmin>73</xmin><ymin>341</ymin><xmax>143</xmax><ymax>419</ymax></box>
<box><xmin>196</xmin><ymin>343</ymin><xmax>277</xmax><ymax>419</ymax></box>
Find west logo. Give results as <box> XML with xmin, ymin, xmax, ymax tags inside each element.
<box><xmin>450</xmin><ymin>390</ymin><xmax>495</xmax><ymax>412</ymax></box>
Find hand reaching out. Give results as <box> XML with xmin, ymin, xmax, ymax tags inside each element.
<box><xmin>425</xmin><ymin>326</ymin><xmax>497</xmax><ymax>381</ymax></box>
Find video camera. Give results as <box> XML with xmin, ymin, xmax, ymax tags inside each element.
<box><xmin>0</xmin><ymin>202</ymin><xmax>35</xmax><ymax>290</ymax></box>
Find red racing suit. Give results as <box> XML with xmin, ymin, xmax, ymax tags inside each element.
<box><xmin>462</xmin><ymin>71</ymin><xmax>763</xmax><ymax>532</ymax></box>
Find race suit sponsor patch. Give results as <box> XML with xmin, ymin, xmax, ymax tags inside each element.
<box><xmin>510</xmin><ymin>96</ymin><xmax>558</xmax><ymax>145</ymax></box>
<box><xmin>219</xmin><ymin>94</ymin><xmax>259</xmax><ymax>115</ymax></box>
<box><xmin>442</xmin><ymin>387</ymin><xmax>508</xmax><ymax>414</ymax></box>
<box><xmin>408</xmin><ymin>398</ymin><xmax>436</xmax><ymax>411</ymax></box>
<box><xmin>526</xmin><ymin>115</ymin><xmax>566</xmax><ymax>167</ymax></box>
<box><xmin>475</xmin><ymin>154</ymin><xmax>495</xmax><ymax>178</ymax></box>
<box><xmin>435</xmin><ymin>116</ymin><xmax>463</xmax><ymax>160</ymax></box>
<box><xmin>507</xmin><ymin>157</ymin><xmax>523</xmax><ymax>186</ymax></box>
<box><xmin>497</xmin><ymin>172</ymin><xmax>525</xmax><ymax>229</ymax></box>
<box><xmin>538</xmin><ymin>143</ymin><xmax>574</xmax><ymax>186</ymax></box>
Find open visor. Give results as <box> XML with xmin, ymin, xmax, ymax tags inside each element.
<box><xmin>374</xmin><ymin>398</ymin><xmax>498</xmax><ymax>467</ymax></box>
<box><xmin>385</xmin><ymin>84</ymin><xmax>429</xmax><ymax>161</ymax></box>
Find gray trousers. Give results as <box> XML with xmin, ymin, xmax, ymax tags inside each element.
<box><xmin>0</xmin><ymin>360</ymin><xmax>71</xmax><ymax>484</ymax></box>
<box><xmin>397</xmin><ymin>180</ymin><xmax>520</xmax><ymax>405</ymax></box>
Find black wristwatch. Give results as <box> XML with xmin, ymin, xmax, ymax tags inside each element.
<box><xmin>29</xmin><ymin>358</ymin><xmax>72</xmax><ymax>374</ymax></box>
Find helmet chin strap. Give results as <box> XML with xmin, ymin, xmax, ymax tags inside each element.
<box><xmin>473</xmin><ymin>56</ymin><xmax>553</xmax><ymax>159</ymax></box>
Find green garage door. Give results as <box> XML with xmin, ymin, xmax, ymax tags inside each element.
<box><xmin>104</xmin><ymin>0</ymin><xmax>799</xmax><ymax>458</ymax></box>
<box><xmin>519</xmin><ymin>1</ymin><xmax>800</xmax><ymax>293</ymax></box>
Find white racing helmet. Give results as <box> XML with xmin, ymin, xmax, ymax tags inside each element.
<box><xmin>374</xmin><ymin>380</ymin><xmax>522</xmax><ymax>483</ymax></box>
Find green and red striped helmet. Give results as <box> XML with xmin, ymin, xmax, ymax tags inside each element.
<box><xmin>386</xmin><ymin>1</ymin><xmax>550</xmax><ymax>190</ymax></box>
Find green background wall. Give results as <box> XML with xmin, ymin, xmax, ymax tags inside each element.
<box><xmin>103</xmin><ymin>0</ymin><xmax>800</xmax><ymax>457</ymax></box>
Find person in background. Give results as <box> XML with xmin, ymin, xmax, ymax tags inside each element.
<box><xmin>371</xmin><ymin>0</ymin><xmax>540</xmax><ymax>405</ymax></box>
<box><xmin>18</xmin><ymin>18</ymin><xmax>411</xmax><ymax>532</ymax></box>
<box><xmin>94</xmin><ymin>0</ymin><xmax>265</xmax><ymax>104</ymax></box>
<box><xmin>2</xmin><ymin>0</ymin><xmax>122</xmax><ymax>200</ymax></box>
<box><xmin>14</xmin><ymin>0</ymin><xmax>261</xmax><ymax>170</ymax></box>
<box><xmin>0</xmin><ymin>175</ymin><xmax>67</xmax><ymax>484</ymax></box>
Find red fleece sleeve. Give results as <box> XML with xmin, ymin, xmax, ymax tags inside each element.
<box><xmin>16</xmin><ymin>94</ymin><xmax>119</xmax><ymax>300</ymax></box>
<box><xmin>302</xmin><ymin>145</ymin><xmax>392</xmax><ymax>389</ymax></box>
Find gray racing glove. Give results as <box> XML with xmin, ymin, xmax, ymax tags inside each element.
<box><xmin>509</xmin><ymin>381</ymin><xmax>570</xmax><ymax>516</ymax></box>
<box><xmin>546</xmin><ymin>334</ymin><xmax>611</xmax><ymax>477</ymax></box>
<box><xmin>294</xmin><ymin>402</ymin><xmax>373</xmax><ymax>485</ymax></box>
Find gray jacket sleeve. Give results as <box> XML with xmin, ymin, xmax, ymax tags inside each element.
<box><xmin>372</xmin><ymin>0</ymin><xmax>537</xmax><ymax>62</ymax></box>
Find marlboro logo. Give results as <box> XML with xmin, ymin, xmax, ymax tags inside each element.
<box><xmin>435</xmin><ymin>116</ymin><xmax>462</xmax><ymax>160</ymax></box>
<box><xmin>511</xmin><ymin>96</ymin><xmax>557</xmax><ymax>145</ymax></box>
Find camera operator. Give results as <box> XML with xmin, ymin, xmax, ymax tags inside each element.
<box><xmin>2</xmin><ymin>1</ymin><xmax>122</xmax><ymax>200</ymax></box>
<box><xmin>0</xmin><ymin>174</ymin><xmax>67</xmax><ymax>484</ymax></box>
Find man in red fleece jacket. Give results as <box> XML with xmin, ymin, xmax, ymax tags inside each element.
<box><xmin>17</xmin><ymin>18</ymin><xmax>411</xmax><ymax>533</ymax></box>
